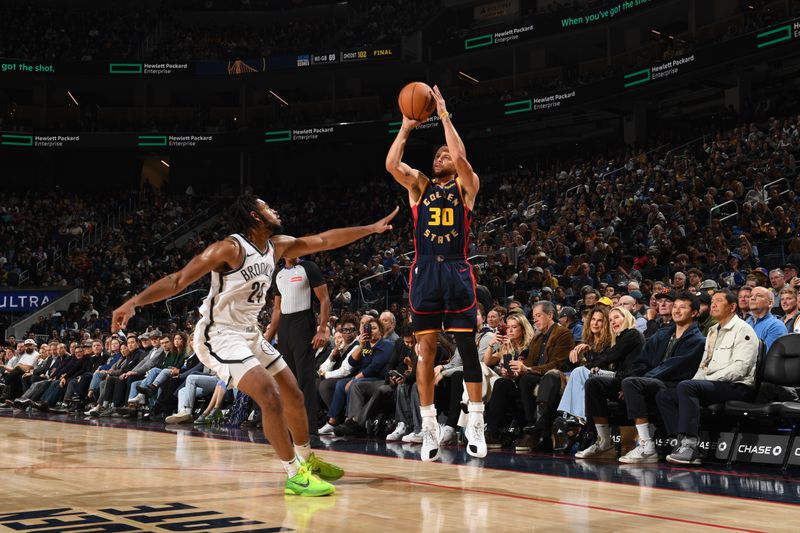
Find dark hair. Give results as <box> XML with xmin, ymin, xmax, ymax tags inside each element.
<box><xmin>339</xmin><ymin>313</ymin><xmax>358</xmax><ymax>329</ymax></box>
<box><xmin>715</xmin><ymin>289</ymin><xmax>738</xmax><ymax>305</ymax></box>
<box><xmin>228</xmin><ymin>193</ymin><xmax>262</xmax><ymax>235</ymax></box>
<box><xmin>399</xmin><ymin>325</ymin><xmax>414</xmax><ymax>338</ymax></box>
<box><xmin>366</xmin><ymin>317</ymin><xmax>385</xmax><ymax>336</ymax></box>
<box><xmin>675</xmin><ymin>291</ymin><xmax>700</xmax><ymax>312</ymax></box>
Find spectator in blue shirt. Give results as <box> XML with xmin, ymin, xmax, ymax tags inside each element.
<box><xmin>746</xmin><ymin>287</ymin><xmax>786</xmax><ymax>351</ymax></box>
<box><xmin>559</xmin><ymin>307</ymin><xmax>582</xmax><ymax>343</ymax></box>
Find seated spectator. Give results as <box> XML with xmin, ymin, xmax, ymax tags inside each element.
<box><xmin>656</xmin><ymin>290</ymin><xmax>759</xmax><ymax>464</ymax></box>
<box><xmin>577</xmin><ymin>292</ymin><xmax>705</xmax><ymax>461</ymax></box>
<box><xmin>165</xmin><ymin>368</ymin><xmax>221</xmax><ymax>425</ymax></box>
<box><xmin>737</xmin><ymin>286</ymin><xmax>752</xmax><ymax>320</ymax></box>
<box><xmin>89</xmin><ymin>334</ymin><xmax>149</xmax><ymax>416</ymax></box>
<box><xmin>11</xmin><ymin>343</ymin><xmax>64</xmax><ymax>410</ymax></box>
<box><xmin>319</xmin><ymin>317</ymin><xmax>392</xmax><ymax>434</ymax></box>
<box><xmin>644</xmin><ymin>289</ymin><xmax>675</xmax><ymax>339</ymax></box>
<box><xmin>517</xmin><ymin>302</ymin><xmax>576</xmax><ymax>451</ymax></box>
<box><xmin>696</xmin><ymin>292</ymin><xmax>718</xmax><ymax>336</ymax></box>
<box><xmin>193</xmin><ymin>381</ymin><xmax>228</xmax><ymax>426</ymax></box>
<box><xmin>555</xmin><ymin>307</ymin><xmax>644</xmax><ymax>444</ymax></box>
<box><xmin>120</xmin><ymin>334</ymin><xmax>170</xmax><ymax>409</ymax></box>
<box><xmin>779</xmin><ymin>287</ymin><xmax>799</xmax><ymax>332</ymax></box>
<box><xmin>336</xmin><ymin>327</ymin><xmax>417</xmax><ymax>437</ymax></box>
<box><xmin>317</xmin><ymin>317</ymin><xmax>361</xmax><ymax>420</ymax></box>
<box><xmin>483</xmin><ymin>312</ymin><xmax>534</xmax><ymax>447</ymax></box>
<box><xmin>437</xmin><ymin>304</ymin><xmax>495</xmax><ymax>445</ymax></box>
<box><xmin>558</xmin><ymin>306</ymin><xmax>583</xmax><ymax>342</ymax></box>
<box><xmin>33</xmin><ymin>345</ymin><xmax>90</xmax><ymax>411</ymax></box>
<box><xmin>0</xmin><ymin>339</ymin><xmax>40</xmax><ymax>404</ymax></box>
<box><xmin>618</xmin><ymin>294</ymin><xmax>647</xmax><ymax>333</ymax></box>
<box><xmin>62</xmin><ymin>339</ymin><xmax>119</xmax><ymax>412</ymax></box>
<box><xmin>746</xmin><ymin>287</ymin><xmax>786</xmax><ymax>351</ymax></box>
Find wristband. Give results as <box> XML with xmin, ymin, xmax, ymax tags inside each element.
<box><xmin>439</xmin><ymin>112</ymin><xmax>451</xmax><ymax>120</ymax></box>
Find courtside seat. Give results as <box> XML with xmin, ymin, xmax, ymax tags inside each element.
<box><xmin>724</xmin><ymin>339</ymin><xmax>780</xmax><ymax>418</ymax></box>
<box><xmin>779</xmin><ymin>401</ymin><xmax>800</xmax><ymax>418</ymax></box>
<box><xmin>724</xmin><ymin>401</ymin><xmax>783</xmax><ymax>417</ymax></box>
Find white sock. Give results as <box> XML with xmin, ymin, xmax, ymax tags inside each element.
<box><xmin>282</xmin><ymin>455</ymin><xmax>300</xmax><ymax>478</ymax></box>
<box><xmin>467</xmin><ymin>401</ymin><xmax>484</xmax><ymax>424</ymax></box>
<box><xmin>636</xmin><ymin>422</ymin><xmax>653</xmax><ymax>443</ymax></box>
<box><xmin>420</xmin><ymin>404</ymin><xmax>437</xmax><ymax>430</ymax></box>
<box><xmin>294</xmin><ymin>442</ymin><xmax>311</xmax><ymax>462</ymax></box>
<box><xmin>596</xmin><ymin>424</ymin><xmax>611</xmax><ymax>447</ymax></box>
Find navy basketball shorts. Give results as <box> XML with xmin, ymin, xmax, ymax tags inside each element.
<box><xmin>408</xmin><ymin>257</ymin><xmax>478</xmax><ymax>335</ymax></box>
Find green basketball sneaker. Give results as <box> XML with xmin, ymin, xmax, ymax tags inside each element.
<box><xmin>304</xmin><ymin>452</ymin><xmax>344</xmax><ymax>481</ymax></box>
<box><xmin>285</xmin><ymin>464</ymin><xmax>335</xmax><ymax>497</ymax></box>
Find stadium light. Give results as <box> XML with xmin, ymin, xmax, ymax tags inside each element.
<box><xmin>160</xmin><ymin>159</ymin><xmax>170</xmax><ymax>168</ymax></box>
<box><xmin>67</xmin><ymin>90</ymin><xmax>79</xmax><ymax>107</ymax></box>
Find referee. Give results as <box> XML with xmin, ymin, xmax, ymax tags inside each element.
<box><xmin>266</xmin><ymin>256</ymin><xmax>331</xmax><ymax>436</ymax></box>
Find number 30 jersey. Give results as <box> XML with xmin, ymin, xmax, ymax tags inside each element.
<box><xmin>412</xmin><ymin>177</ymin><xmax>471</xmax><ymax>258</ymax></box>
<box><xmin>199</xmin><ymin>234</ymin><xmax>275</xmax><ymax>328</ymax></box>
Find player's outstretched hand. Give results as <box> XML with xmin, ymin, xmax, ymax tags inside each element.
<box><xmin>112</xmin><ymin>301</ymin><xmax>136</xmax><ymax>333</ymax></box>
<box><xmin>432</xmin><ymin>85</ymin><xmax>447</xmax><ymax>117</ymax></box>
<box><xmin>370</xmin><ymin>207</ymin><xmax>399</xmax><ymax>234</ymax></box>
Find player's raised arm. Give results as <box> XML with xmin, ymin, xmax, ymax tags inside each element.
<box><xmin>111</xmin><ymin>239</ymin><xmax>240</xmax><ymax>331</ymax></box>
<box><xmin>431</xmin><ymin>85</ymin><xmax>480</xmax><ymax>205</ymax></box>
<box><xmin>385</xmin><ymin>116</ymin><xmax>425</xmax><ymax>193</ymax></box>
<box><xmin>273</xmin><ymin>207</ymin><xmax>399</xmax><ymax>260</ymax></box>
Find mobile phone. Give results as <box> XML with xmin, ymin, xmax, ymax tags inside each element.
<box><xmin>389</xmin><ymin>369</ymin><xmax>406</xmax><ymax>381</ymax></box>
<box><xmin>498</xmin><ymin>323</ymin><xmax>507</xmax><ymax>336</ymax></box>
<box><xmin>363</xmin><ymin>324</ymin><xmax>371</xmax><ymax>336</ymax></box>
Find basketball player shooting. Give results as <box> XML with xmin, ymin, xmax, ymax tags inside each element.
<box><xmin>385</xmin><ymin>85</ymin><xmax>486</xmax><ymax>461</ymax></box>
<box><xmin>112</xmin><ymin>194</ymin><xmax>398</xmax><ymax>496</ymax></box>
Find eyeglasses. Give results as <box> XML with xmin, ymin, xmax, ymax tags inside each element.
<box><xmin>341</xmin><ymin>327</ymin><xmax>356</xmax><ymax>333</ymax></box>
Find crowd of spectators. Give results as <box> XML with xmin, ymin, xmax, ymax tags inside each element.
<box><xmin>149</xmin><ymin>17</ymin><xmax>340</xmax><ymax>61</ymax></box>
<box><xmin>0</xmin><ymin>3</ymin><xmax>160</xmax><ymax>62</ymax></box>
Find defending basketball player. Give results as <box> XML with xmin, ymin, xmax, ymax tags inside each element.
<box><xmin>112</xmin><ymin>194</ymin><xmax>398</xmax><ymax>496</ymax></box>
<box><xmin>385</xmin><ymin>85</ymin><xmax>486</xmax><ymax>461</ymax></box>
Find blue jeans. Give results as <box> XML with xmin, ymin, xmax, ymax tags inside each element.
<box><xmin>557</xmin><ymin>366</ymin><xmax>592</xmax><ymax>418</ymax></box>
<box><xmin>656</xmin><ymin>379</ymin><xmax>754</xmax><ymax>436</ymax></box>
<box><xmin>88</xmin><ymin>372</ymin><xmax>105</xmax><ymax>394</ymax></box>
<box><xmin>176</xmin><ymin>374</ymin><xmax>219</xmax><ymax>413</ymax></box>
<box><xmin>152</xmin><ymin>368</ymin><xmax>175</xmax><ymax>389</ymax></box>
<box><xmin>128</xmin><ymin>367</ymin><xmax>160</xmax><ymax>402</ymax></box>
<box><xmin>327</xmin><ymin>376</ymin><xmax>355</xmax><ymax>422</ymax></box>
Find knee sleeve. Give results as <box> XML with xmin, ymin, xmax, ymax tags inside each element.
<box><xmin>454</xmin><ymin>331</ymin><xmax>481</xmax><ymax>383</ymax></box>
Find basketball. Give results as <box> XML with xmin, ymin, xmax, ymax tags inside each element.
<box><xmin>398</xmin><ymin>81</ymin><xmax>436</xmax><ymax>121</ymax></box>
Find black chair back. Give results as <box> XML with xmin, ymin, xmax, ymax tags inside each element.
<box><xmin>762</xmin><ymin>334</ymin><xmax>800</xmax><ymax>387</ymax></box>
<box><xmin>754</xmin><ymin>340</ymin><xmax>767</xmax><ymax>390</ymax></box>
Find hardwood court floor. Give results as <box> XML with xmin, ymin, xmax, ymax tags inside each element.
<box><xmin>1</xmin><ymin>416</ymin><xmax>799</xmax><ymax>533</ymax></box>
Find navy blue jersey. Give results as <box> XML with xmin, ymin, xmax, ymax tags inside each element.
<box><xmin>412</xmin><ymin>178</ymin><xmax>471</xmax><ymax>258</ymax></box>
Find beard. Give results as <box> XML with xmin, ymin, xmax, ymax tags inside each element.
<box><xmin>432</xmin><ymin>166</ymin><xmax>451</xmax><ymax>180</ymax></box>
<box><xmin>258</xmin><ymin>212</ymin><xmax>283</xmax><ymax>235</ymax></box>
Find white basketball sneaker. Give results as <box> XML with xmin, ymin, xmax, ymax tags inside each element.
<box><xmin>464</xmin><ymin>416</ymin><xmax>487</xmax><ymax>458</ymax></box>
<box><xmin>420</xmin><ymin>421</ymin><xmax>441</xmax><ymax>462</ymax></box>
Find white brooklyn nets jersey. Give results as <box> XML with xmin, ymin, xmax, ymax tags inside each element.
<box><xmin>198</xmin><ymin>234</ymin><xmax>275</xmax><ymax>327</ymax></box>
